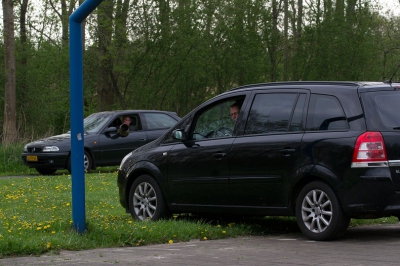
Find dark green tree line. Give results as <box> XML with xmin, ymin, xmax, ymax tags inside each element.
<box><xmin>1</xmin><ymin>0</ymin><xmax>399</xmax><ymax>143</ymax></box>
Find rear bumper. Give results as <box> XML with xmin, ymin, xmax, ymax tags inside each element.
<box><xmin>340</xmin><ymin>170</ymin><xmax>400</xmax><ymax>218</ymax></box>
<box><xmin>21</xmin><ymin>152</ymin><xmax>69</xmax><ymax>169</ymax></box>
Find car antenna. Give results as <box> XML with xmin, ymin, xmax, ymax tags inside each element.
<box><xmin>383</xmin><ymin>64</ymin><xmax>400</xmax><ymax>84</ymax></box>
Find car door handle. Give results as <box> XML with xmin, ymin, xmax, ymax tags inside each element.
<box><xmin>280</xmin><ymin>148</ymin><xmax>295</xmax><ymax>156</ymax></box>
<box><xmin>213</xmin><ymin>152</ymin><xmax>226</xmax><ymax>160</ymax></box>
<box><xmin>140</xmin><ymin>138</ymin><xmax>147</xmax><ymax>141</ymax></box>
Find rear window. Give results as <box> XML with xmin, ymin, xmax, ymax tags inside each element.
<box><xmin>142</xmin><ymin>113</ymin><xmax>178</xmax><ymax>130</ymax></box>
<box><xmin>361</xmin><ymin>91</ymin><xmax>400</xmax><ymax>130</ymax></box>
<box><xmin>244</xmin><ymin>93</ymin><xmax>299</xmax><ymax>134</ymax></box>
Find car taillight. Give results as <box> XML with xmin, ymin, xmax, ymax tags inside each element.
<box><xmin>351</xmin><ymin>132</ymin><xmax>388</xmax><ymax>167</ymax></box>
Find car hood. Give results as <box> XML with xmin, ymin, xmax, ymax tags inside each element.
<box><xmin>27</xmin><ymin>133</ymin><xmax>72</xmax><ymax>146</ymax></box>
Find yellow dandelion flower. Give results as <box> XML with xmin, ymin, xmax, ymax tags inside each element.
<box><xmin>168</xmin><ymin>240</ymin><xmax>173</xmax><ymax>244</ymax></box>
<box><xmin>66</xmin><ymin>203</ymin><xmax>70</xmax><ymax>206</ymax></box>
<box><xmin>203</xmin><ymin>237</ymin><xmax>208</xmax><ymax>240</ymax></box>
<box><xmin>46</xmin><ymin>242</ymin><xmax>51</xmax><ymax>249</ymax></box>
<box><xmin>37</xmin><ymin>227</ymin><xmax>42</xmax><ymax>230</ymax></box>
<box><xmin>222</xmin><ymin>231</ymin><xmax>226</xmax><ymax>234</ymax></box>
<box><xmin>51</xmin><ymin>231</ymin><xmax>56</xmax><ymax>234</ymax></box>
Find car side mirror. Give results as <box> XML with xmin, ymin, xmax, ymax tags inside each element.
<box><xmin>172</xmin><ymin>129</ymin><xmax>185</xmax><ymax>141</ymax></box>
<box><xmin>104</xmin><ymin>127</ymin><xmax>118</xmax><ymax>134</ymax></box>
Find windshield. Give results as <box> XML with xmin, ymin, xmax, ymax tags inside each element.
<box><xmin>84</xmin><ymin>113</ymin><xmax>113</xmax><ymax>133</ymax></box>
<box><xmin>67</xmin><ymin>113</ymin><xmax>113</xmax><ymax>133</ymax></box>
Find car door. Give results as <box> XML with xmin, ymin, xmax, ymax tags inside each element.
<box><xmin>98</xmin><ymin>113</ymin><xmax>148</xmax><ymax>165</ymax></box>
<box><xmin>167</xmin><ymin>96</ymin><xmax>246</xmax><ymax>206</ymax></box>
<box><xmin>229</xmin><ymin>91</ymin><xmax>307</xmax><ymax>208</ymax></box>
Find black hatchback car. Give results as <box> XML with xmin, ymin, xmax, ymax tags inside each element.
<box><xmin>22</xmin><ymin>110</ymin><xmax>180</xmax><ymax>175</ymax></box>
<box><xmin>118</xmin><ymin>81</ymin><xmax>400</xmax><ymax>240</ymax></box>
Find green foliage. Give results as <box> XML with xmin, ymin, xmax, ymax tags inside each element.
<box><xmin>0</xmin><ymin>143</ymin><xmax>36</xmax><ymax>175</ymax></box>
<box><xmin>2</xmin><ymin>0</ymin><xmax>400</xmax><ymax>143</ymax></box>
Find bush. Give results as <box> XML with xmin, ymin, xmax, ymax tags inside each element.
<box><xmin>0</xmin><ymin>143</ymin><xmax>36</xmax><ymax>175</ymax></box>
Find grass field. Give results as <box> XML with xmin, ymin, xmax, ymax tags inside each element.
<box><xmin>0</xmin><ymin>172</ymin><xmax>268</xmax><ymax>258</ymax></box>
<box><xmin>0</xmin><ymin>144</ymin><xmax>398</xmax><ymax>258</ymax></box>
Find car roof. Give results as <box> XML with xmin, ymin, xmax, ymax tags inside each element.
<box><xmin>227</xmin><ymin>81</ymin><xmax>400</xmax><ymax>93</ymax></box>
<box><xmin>89</xmin><ymin>110</ymin><xmax>179</xmax><ymax>117</ymax></box>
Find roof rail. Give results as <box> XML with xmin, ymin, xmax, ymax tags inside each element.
<box><xmin>229</xmin><ymin>81</ymin><xmax>360</xmax><ymax>91</ymax></box>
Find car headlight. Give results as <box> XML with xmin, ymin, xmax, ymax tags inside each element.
<box><xmin>43</xmin><ymin>146</ymin><xmax>60</xmax><ymax>152</ymax></box>
<box><xmin>119</xmin><ymin>152</ymin><xmax>132</xmax><ymax>169</ymax></box>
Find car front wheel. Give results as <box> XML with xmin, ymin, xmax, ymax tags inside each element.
<box><xmin>128</xmin><ymin>175</ymin><xmax>168</xmax><ymax>221</ymax></box>
<box><xmin>83</xmin><ymin>150</ymin><xmax>92</xmax><ymax>172</ymax></box>
<box><xmin>296</xmin><ymin>181</ymin><xmax>350</xmax><ymax>241</ymax></box>
<box><xmin>67</xmin><ymin>150</ymin><xmax>93</xmax><ymax>173</ymax></box>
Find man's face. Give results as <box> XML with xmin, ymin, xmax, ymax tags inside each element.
<box><xmin>230</xmin><ymin>106</ymin><xmax>239</xmax><ymax>122</ymax></box>
<box><xmin>123</xmin><ymin>116</ymin><xmax>131</xmax><ymax>125</ymax></box>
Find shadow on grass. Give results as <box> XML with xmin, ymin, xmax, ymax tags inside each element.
<box><xmin>174</xmin><ymin>213</ymin><xmax>301</xmax><ymax>236</ymax></box>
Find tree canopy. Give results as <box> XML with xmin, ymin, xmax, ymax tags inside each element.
<box><xmin>1</xmin><ymin>0</ymin><xmax>400</xmax><ymax>142</ymax></box>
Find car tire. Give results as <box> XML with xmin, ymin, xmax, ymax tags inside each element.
<box><xmin>36</xmin><ymin>168</ymin><xmax>57</xmax><ymax>175</ymax></box>
<box><xmin>295</xmin><ymin>181</ymin><xmax>350</xmax><ymax>241</ymax></box>
<box><xmin>128</xmin><ymin>175</ymin><xmax>168</xmax><ymax>221</ymax></box>
<box><xmin>83</xmin><ymin>150</ymin><xmax>92</xmax><ymax>172</ymax></box>
<box><xmin>67</xmin><ymin>150</ymin><xmax>93</xmax><ymax>174</ymax></box>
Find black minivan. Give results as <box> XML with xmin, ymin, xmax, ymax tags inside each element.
<box><xmin>117</xmin><ymin>81</ymin><xmax>400</xmax><ymax>240</ymax></box>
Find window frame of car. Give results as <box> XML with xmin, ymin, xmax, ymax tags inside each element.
<box><xmin>242</xmin><ymin>92</ymin><xmax>307</xmax><ymax>135</ymax></box>
<box><xmin>140</xmin><ymin>111</ymin><xmax>179</xmax><ymax>131</ymax></box>
<box><xmin>360</xmin><ymin>90</ymin><xmax>400</xmax><ymax>131</ymax></box>
<box><xmin>236</xmin><ymin>88</ymin><xmax>309</xmax><ymax>137</ymax></box>
<box><xmin>162</xmin><ymin>92</ymin><xmax>250</xmax><ymax>144</ymax></box>
<box><xmin>101</xmin><ymin>112</ymin><xmax>141</xmax><ymax>134</ymax></box>
<box><xmin>305</xmin><ymin>93</ymin><xmax>349</xmax><ymax>132</ymax></box>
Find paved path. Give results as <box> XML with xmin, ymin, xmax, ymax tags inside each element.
<box><xmin>1</xmin><ymin>223</ymin><xmax>400</xmax><ymax>266</ymax></box>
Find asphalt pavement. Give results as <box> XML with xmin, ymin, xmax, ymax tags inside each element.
<box><xmin>1</xmin><ymin>222</ymin><xmax>400</xmax><ymax>266</ymax></box>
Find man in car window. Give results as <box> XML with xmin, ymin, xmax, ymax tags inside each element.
<box><xmin>230</xmin><ymin>103</ymin><xmax>240</xmax><ymax>123</ymax></box>
<box><xmin>118</xmin><ymin>115</ymin><xmax>133</xmax><ymax>137</ymax></box>
<box><xmin>123</xmin><ymin>115</ymin><xmax>132</xmax><ymax>126</ymax></box>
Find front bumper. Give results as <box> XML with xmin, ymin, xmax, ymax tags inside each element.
<box><xmin>117</xmin><ymin>169</ymin><xmax>129</xmax><ymax>209</ymax></box>
<box><xmin>21</xmin><ymin>152</ymin><xmax>69</xmax><ymax>169</ymax></box>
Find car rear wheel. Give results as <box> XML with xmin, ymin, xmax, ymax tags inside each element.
<box><xmin>128</xmin><ymin>175</ymin><xmax>168</xmax><ymax>221</ymax></box>
<box><xmin>36</xmin><ymin>168</ymin><xmax>57</xmax><ymax>175</ymax></box>
<box><xmin>296</xmin><ymin>181</ymin><xmax>350</xmax><ymax>241</ymax></box>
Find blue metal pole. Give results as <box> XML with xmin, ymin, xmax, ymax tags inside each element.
<box><xmin>69</xmin><ymin>0</ymin><xmax>104</xmax><ymax>234</ymax></box>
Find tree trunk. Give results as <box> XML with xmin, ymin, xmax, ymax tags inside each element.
<box><xmin>97</xmin><ymin>0</ymin><xmax>114</xmax><ymax>111</ymax></box>
<box><xmin>2</xmin><ymin>0</ymin><xmax>17</xmax><ymax>145</ymax></box>
<box><xmin>283</xmin><ymin>0</ymin><xmax>289</xmax><ymax>80</ymax></box>
<box><xmin>19</xmin><ymin>0</ymin><xmax>29</xmax><ymax>111</ymax></box>
<box><xmin>268</xmin><ymin>0</ymin><xmax>280</xmax><ymax>81</ymax></box>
